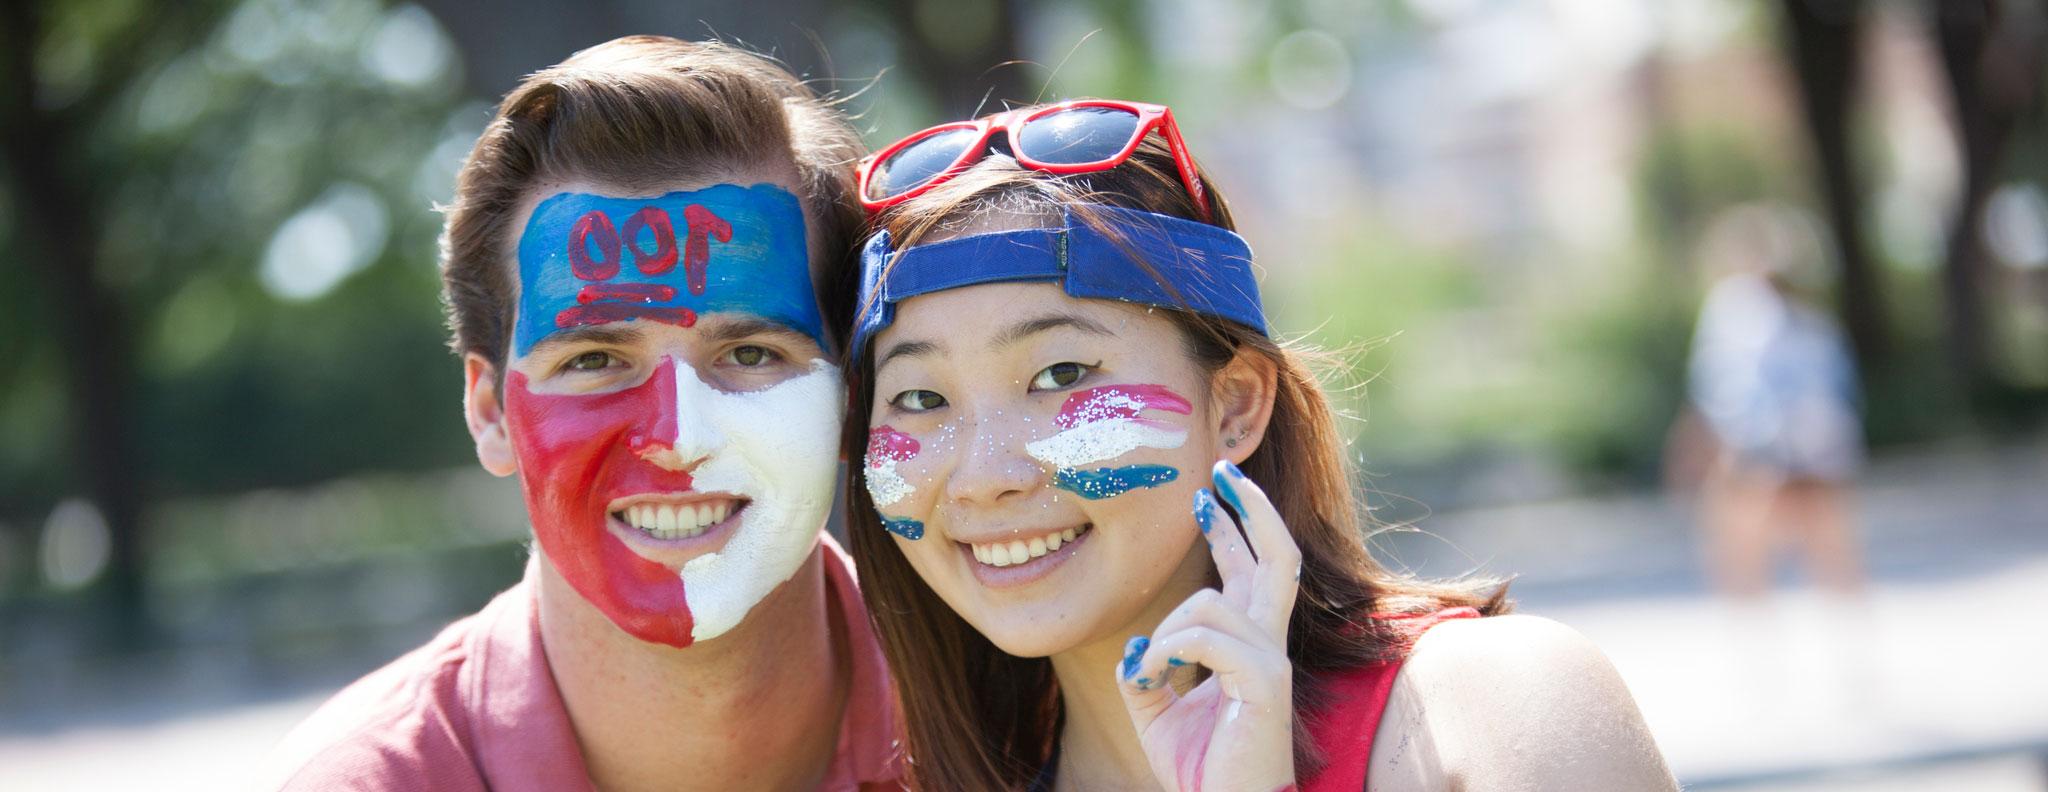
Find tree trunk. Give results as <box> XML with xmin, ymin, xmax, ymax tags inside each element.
<box><xmin>0</xmin><ymin>0</ymin><xmax>150</xmax><ymax>647</ymax></box>
<box><xmin>1927</xmin><ymin>0</ymin><xmax>2046</xmax><ymax>400</ymax></box>
<box><xmin>873</xmin><ymin>0</ymin><xmax>1030</xmax><ymax>117</ymax></box>
<box><xmin>1780</xmin><ymin>0</ymin><xmax>1888</xmax><ymax>381</ymax></box>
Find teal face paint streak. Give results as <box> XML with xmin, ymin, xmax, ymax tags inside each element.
<box><xmin>881</xmin><ymin>515</ymin><xmax>925</xmax><ymax>540</ymax></box>
<box><xmin>1192</xmin><ymin>488</ymin><xmax>1215</xmax><ymax>534</ymax></box>
<box><xmin>1055</xmin><ymin>464</ymin><xmax>1179</xmax><ymax>500</ymax></box>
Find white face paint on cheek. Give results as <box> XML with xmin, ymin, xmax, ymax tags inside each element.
<box><xmin>1024</xmin><ymin>385</ymin><xmax>1193</xmax><ymax>468</ymax></box>
<box><xmin>1025</xmin><ymin>419</ymin><xmax>1188</xmax><ymax>468</ymax></box>
<box><xmin>863</xmin><ymin>425</ymin><xmax>921</xmax><ymax>508</ymax></box>
<box><xmin>674</xmin><ymin>358</ymin><xmax>844</xmax><ymax>642</ymax></box>
<box><xmin>865</xmin><ymin>462</ymin><xmax>913</xmax><ymax>507</ymax></box>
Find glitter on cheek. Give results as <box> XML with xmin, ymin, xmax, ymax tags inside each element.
<box><xmin>863</xmin><ymin>426</ymin><xmax>920</xmax><ymax>508</ymax></box>
<box><xmin>1027</xmin><ymin>418</ymin><xmax>1188</xmax><ymax>468</ymax></box>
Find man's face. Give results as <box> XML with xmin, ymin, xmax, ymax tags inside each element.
<box><xmin>495</xmin><ymin>179</ymin><xmax>842</xmax><ymax>648</ymax></box>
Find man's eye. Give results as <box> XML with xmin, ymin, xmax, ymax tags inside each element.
<box><xmin>565</xmin><ymin>351</ymin><xmax>616</xmax><ymax>372</ymax></box>
<box><xmin>1029</xmin><ymin>362</ymin><xmax>1092</xmax><ymax>391</ymax></box>
<box><xmin>726</xmin><ymin>345</ymin><xmax>780</xmax><ymax>367</ymax></box>
<box><xmin>889</xmin><ymin>390</ymin><xmax>947</xmax><ymax>412</ymax></box>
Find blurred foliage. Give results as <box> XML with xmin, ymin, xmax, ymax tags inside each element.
<box><xmin>1</xmin><ymin>0</ymin><xmax>2044</xmax><ymax>616</ymax></box>
<box><xmin>2</xmin><ymin>0</ymin><xmax>482</xmax><ymax>523</ymax></box>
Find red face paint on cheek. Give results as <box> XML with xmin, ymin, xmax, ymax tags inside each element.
<box><xmin>505</xmin><ymin>361</ymin><xmax>699</xmax><ymax>647</ymax></box>
<box><xmin>866</xmin><ymin>425</ymin><xmax>921</xmax><ymax>466</ymax></box>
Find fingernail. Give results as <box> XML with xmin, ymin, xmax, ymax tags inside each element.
<box><xmin>1192</xmin><ymin>489</ymin><xmax>1214</xmax><ymax>534</ymax></box>
<box><xmin>1167</xmin><ymin>657</ymin><xmax>1187</xmax><ymax>668</ymax></box>
<box><xmin>1120</xmin><ymin>635</ymin><xmax>1149</xmax><ymax>680</ymax></box>
<box><xmin>1225</xmin><ymin>459</ymin><xmax>1246</xmax><ymax>479</ymax></box>
<box><xmin>1135</xmin><ymin>676</ymin><xmax>1152</xmax><ymax>689</ymax></box>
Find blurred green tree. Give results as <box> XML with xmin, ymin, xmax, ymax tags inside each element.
<box><xmin>1</xmin><ymin>0</ymin><xmax>475</xmax><ymax>641</ymax></box>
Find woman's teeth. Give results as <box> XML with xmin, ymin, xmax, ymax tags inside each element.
<box><xmin>619</xmin><ymin>501</ymin><xmax>735</xmax><ymax>540</ymax></box>
<box><xmin>971</xmin><ymin>526</ymin><xmax>1085</xmax><ymax>567</ymax></box>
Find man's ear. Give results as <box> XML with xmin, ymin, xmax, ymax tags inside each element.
<box><xmin>464</xmin><ymin>353</ymin><xmax>519</xmax><ymax>477</ymax></box>
<box><xmin>1210</xmin><ymin>347</ymin><xmax>1280</xmax><ymax>465</ymax></box>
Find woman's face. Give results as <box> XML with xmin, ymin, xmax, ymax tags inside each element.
<box><xmin>865</xmin><ymin>280</ymin><xmax>1224</xmax><ymax>657</ymax></box>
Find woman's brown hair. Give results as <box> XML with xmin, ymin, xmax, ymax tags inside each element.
<box><xmin>843</xmin><ymin>123</ymin><xmax>1512</xmax><ymax>789</ymax></box>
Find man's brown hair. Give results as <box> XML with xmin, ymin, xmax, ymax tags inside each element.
<box><xmin>440</xmin><ymin>35</ymin><xmax>865</xmax><ymax>367</ymax></box>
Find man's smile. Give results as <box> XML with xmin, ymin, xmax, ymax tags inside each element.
<box><xmin>608</xmin><ymin>493</ymin><xmax>751</xmax><ymax>541</ymax></box>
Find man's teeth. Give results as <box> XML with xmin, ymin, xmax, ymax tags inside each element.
<box><xmin>971</xmin><ymin>527</ymin><xmax>1084</xmax><ymax>567</ymax></box>
<box><xmin>620</xmin><ymin>501</ymin><xmax>734</xmax><ymax>540</ymax></box>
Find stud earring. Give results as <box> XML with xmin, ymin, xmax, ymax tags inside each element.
<box><xmin>1224</xmin><ymin>429</ymin><xmax>1249</xmax><ymax>448</ymax></box>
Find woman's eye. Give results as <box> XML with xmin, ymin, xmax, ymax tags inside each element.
<box><xmin>565</xmin><ymin>351</ymin><xmax>616</xmax><ymax>372</ymax></box>
<box><xmin>726</xmin><ymin>345</ymin><xmax>780</xmax><ymax>367</ymax></box>
<box><xmin>1029</xmin><ymin>362</ymin><xmax>1091</xmax><ymax>391</ymax></box>
<box><xmin>889</xmin><ymin>389</ymin><xmax>947</xmax><ymax>413</ymax></box>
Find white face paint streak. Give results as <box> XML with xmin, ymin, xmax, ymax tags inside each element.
<box><xmin>864</xmin><ymin>458</ymin><xmax>914</xmax><ymax>507</ymax></box>
<box><xmin>1025</xmin><ymin>419</ymin><xmax>1188</xmax><ymax>468</ymax></box>
<box><xmin>674</xmin><ymin>358</ymin><xmax>844</xmax><ymax>642</ymax></box>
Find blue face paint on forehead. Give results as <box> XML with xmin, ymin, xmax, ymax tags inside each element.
<box><xmin>513</xmin><ymin>183</ymin><xmax>823</xmax><ymax>356</ymax></box>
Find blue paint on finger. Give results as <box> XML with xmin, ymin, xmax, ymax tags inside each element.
<box><xmin>1056</xmin><ymin>465</ymin><xmax>1179</xmax><ymax>500</ymax></box>
<box><xmin>1120</xmin><ymin>635</ymin><xmax>1149</xmax><ymax>680</ymax></box>
<box><xmin>881</xmin><ymin>515</ymin><xmax>924</xmax><ymax>540</ymax></box>
<box><xmin>1211</xmin><ymin>462</ymin><xmax>1248</xmax><ymax>517</ymax></box>
<box><xmin>1192</xmin><ymin>488</ymin><xmax>1215</xmax><ymax>534</ymax></box>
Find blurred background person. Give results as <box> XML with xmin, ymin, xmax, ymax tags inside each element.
<box><xmin>1680</xmin><ymin>203</ymin><xmax>1867</xmax><ymax>605</ymax></box>
<box><xmin>1669</xmin><ymin>202</ymin><xmax>1877</xmax><ymax>715</ymax></box>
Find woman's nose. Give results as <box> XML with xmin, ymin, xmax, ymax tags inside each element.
<box><xmin>942</xmin><ymin>412</ymin><xmax>1048</xmax><ymax>506</ymax></box>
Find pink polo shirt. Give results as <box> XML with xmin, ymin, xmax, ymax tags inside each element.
<box><xmin>259</xmin><ymin>536</ymin><xmax>903</xmax><ymax>791</ymax></box>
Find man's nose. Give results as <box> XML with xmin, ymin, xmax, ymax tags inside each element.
<box><xmin>628</xmin><ymin>358</ymin><xmax>728</xmax><ymax>470</ymax></box>
<box><xmin>941</xmin><ymin>412</ymin><xmax>1048</xmax><ymax>506</ymax></box>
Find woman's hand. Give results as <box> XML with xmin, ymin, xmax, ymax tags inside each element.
<box><xmin>1116</xmin><ymin>460</ymin><xmax>1301</xmax><ymax>792</ymax></box>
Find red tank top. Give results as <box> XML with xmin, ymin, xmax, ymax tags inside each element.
<box><xmin>1297</xmin><ymin>607</ymin><xmax>1481</xmax><ymax>792</ymax></box>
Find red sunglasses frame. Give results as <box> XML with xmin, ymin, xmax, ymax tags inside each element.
<box><xmin>856</xmin><ymin>99</ymin><xmax>1212</xmax><ymax>222</ymax></box>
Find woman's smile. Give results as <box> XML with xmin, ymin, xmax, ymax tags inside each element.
<box><xmin>956</xmin><ymin>521</ymin><xmax>1094</xmax><ymax>587</ymax></box>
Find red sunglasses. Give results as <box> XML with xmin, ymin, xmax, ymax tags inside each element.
<box><xmin>856</xmin><ymin>99</ymin><xmax>1212</xmax><ymax>222</ymax></box>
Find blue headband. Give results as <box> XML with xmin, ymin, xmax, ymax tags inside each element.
<box><xmin>853</xmin><ymin>205</ymin><xmax>1266</xmax><ymax>355</ymax></box>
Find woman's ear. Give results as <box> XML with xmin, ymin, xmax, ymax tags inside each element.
<box><xmin>464</xmin><ymin>353</ymin><xmax>520</xmax><ymax>477</ymax></box>
<box><xmin>1210</xmin><ymin>347</ymin><xmax>1279</xmax><ymax>465</ymax></box>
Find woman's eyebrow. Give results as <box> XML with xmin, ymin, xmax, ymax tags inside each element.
<box><xmin>989</xmin><ymin>313</ymin><xmax>1115</xmax><ymax>350</ymax></box>
<box><xmin>877</xmin><ymin>339</ymin><xmax>941</xmax><ymax>372</ymax></box>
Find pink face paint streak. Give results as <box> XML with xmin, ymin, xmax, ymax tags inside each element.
<box><xmin>866</xmin><ymin>425</ymin><xmax>920</xmax><ymax>465</ymax></box>
<box><xmin>1053</xmin><ymin>384</ymin><xmax>1193</xmax><ymax>429</ymax></box>
<box><xmin>505</xmin><ymin>359</ymin><xmax>700</xmax><ymax>647</ymax></box>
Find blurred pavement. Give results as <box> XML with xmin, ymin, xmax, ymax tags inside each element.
<box><xmin>1382</xmin><ymin>438</ymin><xmax>2048</xmax><ymax>789</ymax></box>
<box><xmin>2</xmin><ymin>438</ymin><xmax>2044</xmax><ymax>790</ymax></box>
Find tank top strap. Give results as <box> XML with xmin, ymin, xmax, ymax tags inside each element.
<box><xmin>1298</xmin><ymin>606</ymin><xmax>1480</xmax><ymax>792</ymax></box>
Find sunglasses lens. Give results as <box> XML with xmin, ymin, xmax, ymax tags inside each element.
<box><xmin>867</xmin><ymin>127</ymin><xmax>981</xmax><ymax>201</ymax></box>
<box><xmin>1017</xmin><ymin>106</ymin><xmax>1142</xmax><ymax>165</ymax></box>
